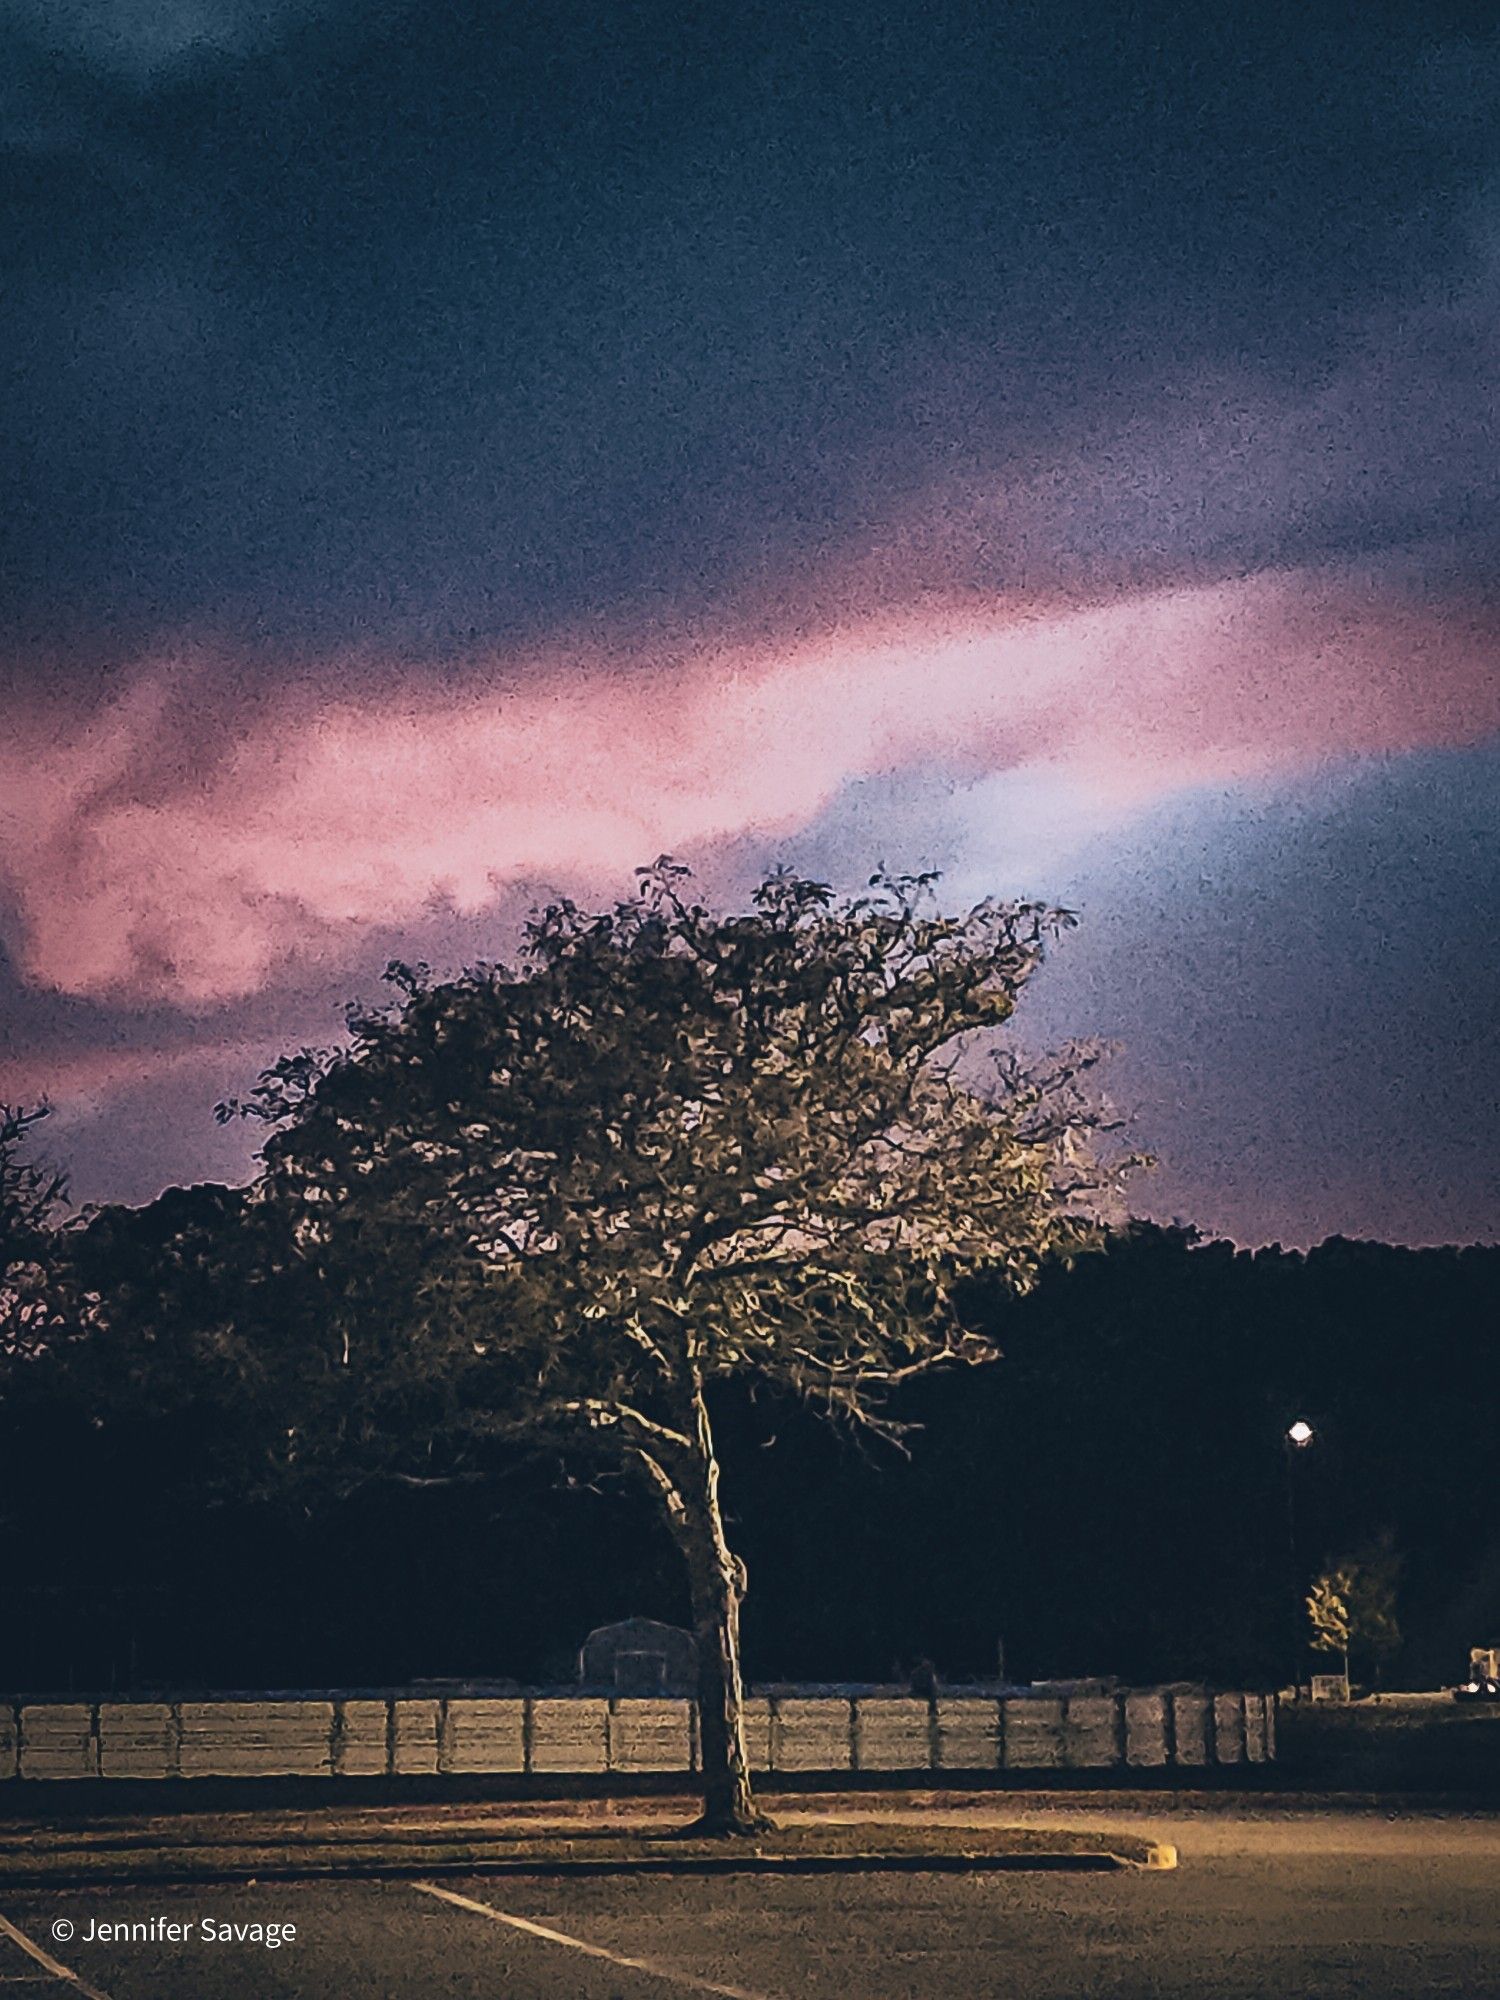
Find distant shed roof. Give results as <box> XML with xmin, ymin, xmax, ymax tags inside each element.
<box><xmin>579</xmin><ymin>1617</ymin><xmax>697</xmax><ymax>1693</ymax></box>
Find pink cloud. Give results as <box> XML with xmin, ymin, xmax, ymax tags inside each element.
<box><xmin>1</xmin><ymin>563</ymin><xmax>1495</xmax><ymax>1007</ymax></box>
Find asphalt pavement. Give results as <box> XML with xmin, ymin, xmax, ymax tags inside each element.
<box><xmin>3</xmin><ymin>1803</ymin><xmax>1498</xmax><ymax>1998</ymax></box>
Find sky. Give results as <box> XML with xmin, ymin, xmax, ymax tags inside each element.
<box><xmin>1</xmin><ymin>0</ymin><xmax>1496</xmax><ymax>1246</ymax></box>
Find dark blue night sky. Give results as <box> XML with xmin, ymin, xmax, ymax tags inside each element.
<box><xmin>2</xmin><ymin>0</ymin><xmax>1496</xmax><ymax>1243</ymax></box>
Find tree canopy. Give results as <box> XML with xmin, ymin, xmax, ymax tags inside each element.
<box><xmin>1308</xmin><ymin>1532</ymin><xmax>1403</xmax><ymax>1688</ymax></box>
<box><xmin>0</xmin><ymin>1103</ymin><xmax>73</xmax><ymax>1364</ymax></box>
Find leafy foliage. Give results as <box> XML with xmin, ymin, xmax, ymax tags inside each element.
<box><xmin>1307</xmin><ymin>1569</ymin><xmax>1353</xmax><ymax>1658</ymax></box>
<box><xmin>0</xmin><ymin>1104</ymin><xmax>73</xmax><ymax>1363</ymax></box>
<box><xmin>1309</xmin><ymin>1532</ymin><xmax>1403</xmax><ymax>1681</ymax></box>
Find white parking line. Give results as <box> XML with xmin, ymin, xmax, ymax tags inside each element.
<box><xmin>0</xmin><ymin>1918</ymin><xmax>112</xmax><ymax>2000</ymax></box>
<box><xmin>411</xmin><ymin>1881</ymin><xmax>770</xmax><ymax>2000</ymax></box>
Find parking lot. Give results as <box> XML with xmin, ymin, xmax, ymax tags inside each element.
<box><xmin>2</xmin><ymin>1808</ymin><xmax>1500</xmax><ymax>1992</ymax></box>
<box><xmin>4</xmin><ymin>1805</ymin><xmax>1499</xmax><ymax>1999</ymax></box>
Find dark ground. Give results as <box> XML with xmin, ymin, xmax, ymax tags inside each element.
<box><xmin>1276</xmin><ymin>1695</ymin><xmax>1500</xmax><ymax>1790</ymax></box>
<box><xmin>3</xmin><ymin>1803</ymin><xmax>1499</xmax><ymax>1999</ymax></box>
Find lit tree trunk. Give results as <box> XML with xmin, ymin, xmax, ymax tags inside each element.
<box><xmin>665</xmin><ymin>1375</ymin><xmax>767</xmax><ymax>1836</ymax></box>
<box><xmin>627</xmin><ymin>1376</ymin><xmax>770</xmax><ymax>1835</ymax></box>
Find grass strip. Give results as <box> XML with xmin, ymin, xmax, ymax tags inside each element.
<box><xmin>0</xmin><ymin>1821</ymin><xmax>1170</xmax><ymax>1884</ymax></box>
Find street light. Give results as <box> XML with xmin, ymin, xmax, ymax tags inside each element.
<box><xmin>1284</xmin><ymin>1419</ymin><xmax>1316</xmax><ymax>1694</ymax></box>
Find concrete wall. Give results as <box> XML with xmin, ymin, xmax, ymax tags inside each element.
<box><xmin>0</xmin><ymin>1688</ymin><xmax>1274</xmax><ymax>1781</ymax></box>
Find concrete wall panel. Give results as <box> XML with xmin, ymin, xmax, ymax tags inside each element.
<box><xmin>1124</xmin><ymin>1691</ymin><xmax>1167</xmax><ymax>1766</ymax></box>
<box><xmin>1062</xmin><ymin>1695</ymin><xmax>1120</xmax><ymax>1767</ymax></box>
<box><xmin>1172</xmin><ymin>1691</ymin><xmax>1209</xmax><ymax>1765</ymax></box>
<box><xmin>0</xmin><ymin>1705</ymin><xmax>17</xmax><ymax>1780</ymax></box>
<box><xmin>529</xmin><ymin>1698</ymin><xmax>609</xmax><ymax>1774</ymax></box>
<box><xmin>935</xmin><ymin>1697</ymin><xmax>999</xmax><ymax>1770</ymax></box>
<box><xmin>742</xmin><ymin>1697</ymin><xmax>773</xmax><ymax>1771</ymax></box>
<box><xmin>854</xmin><ymin>1698</ymin><xmax>931</xmax><ymax>1770</ymax></box>
<box><xmin>609</xmin><ymin>1699</ymin><xmax>692</xmax><ymax>1773</ymax></box>
<box><xmin>19</xmin><ymin>1704</ymin><xmax>96</xmax><ymax>1780</ymax></box>
<box><xmin>98</xmin><ymin>1703</ymin><xmax>175</xmax><ymax>1779</ymax></box>
<box><xmin>1213</xmin><ymin>1692</ymin><xmax>1245</xmax><ymax>1763</ymax></box>
<box><xmin>1001</xmin><ymin>1697</ymin><xmax>1064</xmax><ymax>1769</ymax></box>
<box><xmin>1244</xmin><ymin>1693</ymin><xmax>1268</xmax><ymax>1763</ymax></box>
<box><xmin>773</xmin><ymin>1698</ymin><xmax>852</xmax><ymax>1772</ymax></box>
<box><xmin>447</xmin><ymin>1698</ymin><xmax>526</xmax><ymax>1775</ymax></box>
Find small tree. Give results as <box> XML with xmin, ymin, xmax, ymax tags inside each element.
<box><xmin>1307</xmin><ymin>1568</ymin><xmax>1353</xmax><ymax>1690</ymax></box>
<box><xmin>224</xmin><ymin>862</ymin><xmax>1132</xmax><ymax>1832</ymax></box>
<box><xmin>1309</xmin><ymin>1534</ymin><xmax>1402</xmax><ymax>1692</ymax></box>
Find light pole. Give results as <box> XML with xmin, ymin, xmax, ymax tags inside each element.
<box><xmin>1284</xmin><ymin>1419</ymin><xmax>1315</xmax><ymax>1696</ymax></box>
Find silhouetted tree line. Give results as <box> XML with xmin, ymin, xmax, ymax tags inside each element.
<box><xmin>3</xmin><ymin>1213</ymin><xmax>1496</xmax><ymax>1694</ymax></box>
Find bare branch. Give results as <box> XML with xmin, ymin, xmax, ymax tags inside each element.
<box><xmin>559</xmin><ymin>1398</ymin><xmax>694</xmax><ymax>1457</ymax></box>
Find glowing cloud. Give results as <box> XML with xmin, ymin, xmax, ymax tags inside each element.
<box><xmin>2</xmin><ymin>564</ymin><xmax>1495</xmax><ymax>1007</ymax></box>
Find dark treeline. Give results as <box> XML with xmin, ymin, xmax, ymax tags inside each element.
<box><xmin>2</xmin><ymin>1219</ymin><xmax>1497</xmax><ymax>1695</ymax></box>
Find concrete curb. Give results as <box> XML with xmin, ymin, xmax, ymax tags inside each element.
<box><xmin>0</xmin><ymin>1833</ymin><xmax>1177</xmax><ymax>1887</ymax></box>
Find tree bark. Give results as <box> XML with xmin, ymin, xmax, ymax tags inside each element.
<box><xmin>680</xmin><ymin>1380</ymin><xmax>771</xmax><ymax>1836</ymax></box>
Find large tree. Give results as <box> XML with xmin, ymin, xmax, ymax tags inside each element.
<box><xmin>225</xmin><ymin>862</ymin><xmax>1129</xmax><ymax>1831</ymax></box>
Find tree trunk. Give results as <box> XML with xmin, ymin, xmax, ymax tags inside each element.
<box><xmin>681</xmin><ymin>1381</ymin><xmax>771</xmax><ymax>1836</ymax></box>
